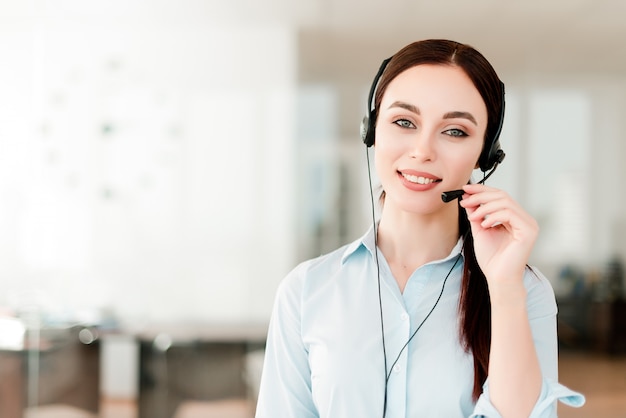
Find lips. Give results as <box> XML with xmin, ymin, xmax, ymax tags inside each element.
<box><xmin>399</xmin><ymin>170</ymin><xmax>442</xmax><ymax>185</ymax></box>
<box><xmin>396</xmin><ymin>170</ymin><xmax>442</xmax><ymax>192</ymax></box>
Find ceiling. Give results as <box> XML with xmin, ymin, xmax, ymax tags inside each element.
<box><xmin>293</xmin><ymin>0</ymin><xmax>626</xmax><ymax>81</ymax></box>
<box><xmin>1</xmin><ymin>0</ymin><xmax>624</xmax><ymax>80</ymax></box>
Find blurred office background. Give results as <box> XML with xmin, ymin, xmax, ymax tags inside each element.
<box><xmin>0</xmin><ymin>0</ymin><xmax>625</xmax><ymax>417</ymax></box>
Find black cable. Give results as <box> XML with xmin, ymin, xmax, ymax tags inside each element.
<box><xmin>366</xmin><ymin>147</ymin><xmax>388</xmax><ymax>415</ymax></box>
<box><xmin>385</xmin><ymin>251</ymin><xmax>463</xmax><ymax>382</ymax></box>
<box><xmin>366</xmin><ymin>145</ymin><xmax>471</xmax><ymax>416</ymax></box>
<box><xmin>478</xmin><ymin>158</ymin><xmax>502</xmax><ymax>185</ymax></box>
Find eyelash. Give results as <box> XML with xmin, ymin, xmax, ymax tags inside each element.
<box><xmin>393</xmin><ymin>119</ymin><xmax>469</xmax><ymax>137</ymax></box>
<box><xmin>394</xmin><ymin>119</ymin><xmax>414</xmax><ymax>129</ymax></box>
<box><xmin>443</xmin><ymin>128</ymin><xmax>468</xmax><ymax>137</ymax></box>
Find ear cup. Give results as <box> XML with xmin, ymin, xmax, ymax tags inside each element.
<box><xmin>477</xmin><ymin>81</ymin><xmax>506</xmax><ymax>171</ymax></box>
<box><xmin>361</xmin><ymin>59</ymin><xmax>391</xmax><ymax>148</ymax></box>
<box><xmin>360</xmin><ymin>116</ymin><xmax>369</xmax><ymax>145</ymax></box>
<box><xmin>361</xmin><ymin>113</ymin><xmax>376</xmax><ymax>147</ymax></box>
<box><xmin>478</xmin><ymin>146</ymin><xmax>505</xmax><ymax>172</ymax></box>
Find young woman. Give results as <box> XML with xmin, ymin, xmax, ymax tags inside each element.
<box><xmin>255</xmin><ymin>39</ymin><xmax>585</xmax><ymax>417</ymax></box>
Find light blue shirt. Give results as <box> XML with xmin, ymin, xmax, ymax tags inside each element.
<box><xmin>256</xmin><ymin>226</ymin><xmax>585</xmax><ymax>417</ymax></box>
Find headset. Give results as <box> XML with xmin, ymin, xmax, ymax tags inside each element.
<box><xmin>360</xmin><ymin>57</ymin><xmax>506</xmax><ymax>173</ymax></box>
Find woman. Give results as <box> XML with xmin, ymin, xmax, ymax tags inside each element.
<box><xmin>255</xmin><ymin>39</ymin><xmax>585</xmax><ymax>417</ymax></box>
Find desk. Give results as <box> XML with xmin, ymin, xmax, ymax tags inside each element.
<box><xmin>131</xmin><ymin>322</ymin><xmax>267</xmax><ymax>418</ymax></box>
<box><xmin>0</xmin><ymin>326</ymin><xmax>100</xmax><ymax>418</ymax></box>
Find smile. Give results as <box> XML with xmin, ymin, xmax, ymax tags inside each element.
<box><xmin>401</xmin><ymin>173</ymin><xmax>441</xmax><ymax>185</ymax></box>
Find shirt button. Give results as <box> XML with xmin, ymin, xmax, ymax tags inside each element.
<box><xmin>393</xmin><ymin>365</ymin><xmax>401</xmax><ymax>374</ymax></box>
<box><xmin>400</xmin><ymin>312</ymin><xmax>409</xmax><ymax>321</ymax></box>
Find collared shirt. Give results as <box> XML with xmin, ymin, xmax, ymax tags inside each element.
<box><xmin>256</xmin><ymin>226</ymin><xmax>585</xmax><ymax>417</ymax></box>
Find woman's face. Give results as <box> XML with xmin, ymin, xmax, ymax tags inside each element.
<box><xmin>374</xmin><ymin>64</ymin><xmax>487</xmax><ymax>215</ymax></box>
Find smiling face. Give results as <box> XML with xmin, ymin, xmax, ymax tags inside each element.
<box><xmin>374</xmin><ymin>64</ymin><xmax>487</xmax><ymax>215</ymax></box>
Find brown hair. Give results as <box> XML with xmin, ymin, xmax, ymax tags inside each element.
<box><xmin>372</xmin><ymin>39</ymin><xmax>504</xmax><ymax>401</ymax></box>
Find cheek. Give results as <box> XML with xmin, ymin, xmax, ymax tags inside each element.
<box><xmin>373</xmin><ymin>129</ymin><xmax>412</xmax><ymax>161</ymax></box>
<box><xmin>467</xmin><ymin>153</ymin><xmax>480</xmax><ymax>176</ymax></box>
<box><xmin>445</xmin><ymin>144</ymin><xmax>482</xmax><ymax>175</ymax></box>
<box><xmin>472</xmin><ymin>144</ymin><xmax>484</xmax><ymax>169</ymax></box>
<box><xmin>373</xmin><ymin>147</ymin><xmax>400</xmax><ymax>190</ymax></box>
<box><xmin>373</xmin><ymin>139</ymin><xmax>398</xmax><ymax>170</ymax></box>
<box><xmin>373</xmin><ymin>148</ymin><xmax>388</xmax><ymax>178</ymax></box>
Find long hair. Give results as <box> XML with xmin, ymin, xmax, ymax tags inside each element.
<box><xmin>372</xmin><ymin>39</ymin><xmax>504</xmax><ymax>401</ymax></box>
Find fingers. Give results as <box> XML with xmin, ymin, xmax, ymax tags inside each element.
<box><xmin>459</xmin><ymin>185</ymin><xmax>539</xmax><ymax>284</ymax></box>
<box><xmin>459</xmin><ymin>184</ymin><xmax>538</xmax><ymax>236</ymax></box>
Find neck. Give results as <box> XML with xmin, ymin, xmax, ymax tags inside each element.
<box><xmin>376</xmin><ymin>203</ymin><xmax>460</xmax><ymax>269</ymax></box>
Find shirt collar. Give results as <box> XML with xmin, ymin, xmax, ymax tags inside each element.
<box><xmin>340</xmin><ymin>224</ymin><xmax>376</xmax><ymax>264</ymax></box>
<box><xmin>341</xmin><ymin>224</ymin><xmax>466</xmax><ymax>265</ymax></box>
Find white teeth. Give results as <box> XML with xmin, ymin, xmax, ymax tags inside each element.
<box><xmin>402</xmin><ymin>173</ymin><xmax>438</xmax><ymax>184</ymax></box>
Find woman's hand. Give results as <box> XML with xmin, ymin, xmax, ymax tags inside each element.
<box><xmin>461</xmin><ymin>184</ymin><xmax>544</xmax><ymax>417</ymax></box>
<box><xmin>459</xmin><ymin>183</ymin><xmax>539</xmax><ymax>289</ymax></box>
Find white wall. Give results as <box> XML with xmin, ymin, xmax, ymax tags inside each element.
<box><xmin>0</xmin><ymin>7</ymin><xmax>296</xmax><ymax>324</ymax></box>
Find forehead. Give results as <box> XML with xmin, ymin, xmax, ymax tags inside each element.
<box><xmin>381</xmin><ymin>64</ymin><xmax>487</xmax><ymax>123</ymax></box>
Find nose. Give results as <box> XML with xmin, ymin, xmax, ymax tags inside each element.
<box><xmin>409</xmin><ymin>130</ymin><xmax>436</xmax><ymax>161</ymax></box>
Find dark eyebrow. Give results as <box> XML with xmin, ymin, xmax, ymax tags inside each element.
<box><xmin>388</xmin><ymin>101</ymin><xmax>420</xmax><ymax>114</ymax></box>
<box><xmin>388</xmin><ymin>102</ymin><xmax>477</xmax><ymax>126</ymax></box>
<box><xmin>443</xmin><ymin>111</ymin><xmax>477</xmax><ymax>126</ymax></box>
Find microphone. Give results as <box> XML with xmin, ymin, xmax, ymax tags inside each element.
<box><xmin>441</xmin><ymin>189</ymin><xmax>464</xmax><ymax>203</ymax></box>
<box><xmin>442</xmin><ymin>154</ymin><xmax>505</xmax><ymax>203</ymax></box>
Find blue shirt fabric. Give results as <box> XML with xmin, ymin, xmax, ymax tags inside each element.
<box><xmin>256</xmin><ymin>226</ymin><xmax>585</xmax><ymax>417</ymax></box>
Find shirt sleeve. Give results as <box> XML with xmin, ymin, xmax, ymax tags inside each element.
<box><xmin>468</xmin><ymin>268</ymin><xmax>586</xmax><ymax>418</ymax></box>
<box><xmin>255</xmin><ymin>265</ymin><xmax>319</xmax><ymax>418</ymax></box>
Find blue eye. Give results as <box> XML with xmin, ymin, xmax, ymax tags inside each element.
<box><xmin>444</xmin><ymin>128</ymin><xmax>468</xmax><ymax>137</ymax></box>
<box><xmin>394</xmin><ymin>119</ymin><xmax>415</xmax><ymax>129</ymax></box>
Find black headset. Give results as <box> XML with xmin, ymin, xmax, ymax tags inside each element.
<box><xmin>360</xmin><ymin>57</ymin><xmax>506</xmax><ymax>173</ymax></box>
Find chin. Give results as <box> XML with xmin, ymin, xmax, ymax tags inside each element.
<box><xmin>386</xmin><ymin>194</ymin><xmax>443</xmax><ymax>216</ymax></box>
